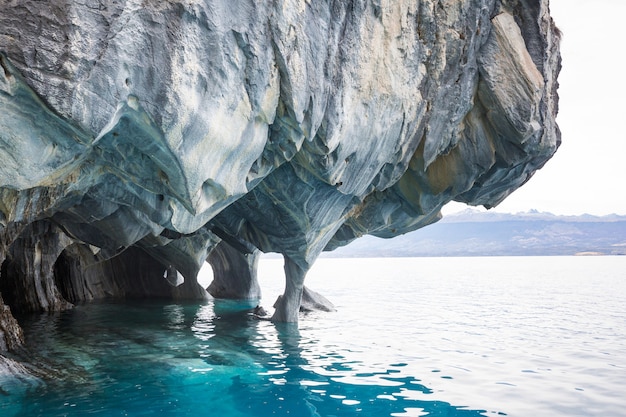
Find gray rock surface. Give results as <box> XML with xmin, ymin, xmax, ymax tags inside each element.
<box><xmin>273</xmin><ymin>285</ymin><xmax>336</xmax><ymax>316</ymax></box>
<box><xmin>299</xmin><ymin>286</ymin><xmax>336</xmax><ymax>313</ymax></box>
<box><xmin>207</xmin><ymin>241</ymin><xmax>262</xmax><ymax>300</ymax></box>
<box><xmin>0</xmin><ymin>0</ymin><xmax>561</xmax><ymax>329</ymax></box>
<box><xmin>0</xmin><ymin>294</ymin><xmax>23</xmax><ymax>352</ymax></box>
<box><xmin>0</xmin><ymin>353</ymin><xmax>41</xmax><ymax>400</ymax></box>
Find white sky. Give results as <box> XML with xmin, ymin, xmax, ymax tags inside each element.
<box><xmin>446</xmin><ymin>0</ymin><xmax>626</xmax><ymax>216</ymax></box>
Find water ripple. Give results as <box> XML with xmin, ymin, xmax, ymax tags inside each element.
<box><xmin>3</xmin><ymin>256</ymin><xmax>625</xmax><ymax>417</ymax></box>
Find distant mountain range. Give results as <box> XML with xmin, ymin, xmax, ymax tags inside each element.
<box><xmin>325</xmin><ymin>210</ymin><xmax>626</xmax><ymax>257</ymax></box>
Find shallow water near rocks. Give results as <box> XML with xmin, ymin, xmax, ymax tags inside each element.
<box><xmin>2</xmin><ymin>256</ymin><xmax>626</xmax><ymax>417</ymax></box>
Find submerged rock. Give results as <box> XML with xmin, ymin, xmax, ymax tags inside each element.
<box><xmin>0</xmin><ymin>0</ymin><xmax>561</xmax><ymax>324</ymax></box>
<box><xmin>0</xmin><ymin>354</ymin><xmax>42</xmax><ymax>397</ymax></box>
<box><xmin>300</xmin><ymin>287</ymin><xmax>336</xmax><ymax>313</ymax></box>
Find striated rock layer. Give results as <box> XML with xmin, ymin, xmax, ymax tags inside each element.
<box><xmin>0</xmin><ymin>0</ymin><xmax>560</xmax><ymax>338</ymax></box>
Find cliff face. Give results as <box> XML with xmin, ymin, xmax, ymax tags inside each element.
<box><xmin>0</xmin><ymin>0</ymin><xmax>560</xmax><ymax>329</ymax></box>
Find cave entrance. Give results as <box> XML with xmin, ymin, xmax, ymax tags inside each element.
<box><xmin>0</xmin><ymin>258</ymin><xmax>19</xmax><ymax>314</ymax></box>
<box><xmin>53</xmin><ymin>248</ymin><xmax>74</xmax><ymax>304</ymax></box>
<box><xmin>196</xmin><ymin>262</ymin><xmax>214</xmax><ymax>290</ymax></box>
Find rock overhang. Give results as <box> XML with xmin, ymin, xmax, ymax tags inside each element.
<box><xmin>0</xmin><ymin>0</ymin><xmax>561</xmax><ymax>325</ymax></box>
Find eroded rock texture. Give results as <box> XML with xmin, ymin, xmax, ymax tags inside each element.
<box><xmin>0</xmin><ymin>0</ymin><xmax>560</xmax><ymax>334</ymax></box>
<box><xmin>207</xmin><ymin>241</ymin><xmax>262</xmax><ymax>300</ymax></box>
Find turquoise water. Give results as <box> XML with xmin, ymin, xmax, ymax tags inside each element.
<box><xmin>2</xmin><ymin>256</ymin><xmax>626</xmax><ymax>417</ymax></box>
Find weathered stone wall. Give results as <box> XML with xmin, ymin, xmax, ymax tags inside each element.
<box><xmin>0</xmin><ymin>221</ymin><xmax>73</xmax><ymax>314</ymax></box>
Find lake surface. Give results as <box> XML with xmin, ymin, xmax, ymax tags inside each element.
<box><xmin>2</xmin><ymin>256</ymin><xmax>625</xmax><ymax>416</ymax></box>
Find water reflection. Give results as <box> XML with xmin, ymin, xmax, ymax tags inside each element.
<box><xmin>7</xmin><ymin>301</ymin><xmax>491</xmax><ymax>417</ymax></box>
<box><xmin>188</xmin><ymin>302</ymin><xmax>488</xmax><ymax>417</ymax></box>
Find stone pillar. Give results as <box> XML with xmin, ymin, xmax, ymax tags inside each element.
<box><xmin>207</xmin><ymin>241</ymin><xmax>261</xmax><ymax>300</ymax></box>
<box><xmin>272</xmin><ymin>256</ymin><xmax>307</xmax><ymax>323</ymax></box>
<box><xmin>171</xmin><ymin>278</ymin><xmax>211</xmax><ymax>301</ymax></box>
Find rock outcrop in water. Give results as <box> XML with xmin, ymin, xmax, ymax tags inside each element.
<box><xmin>0</xmin><ymin>0</ymin><xmax>561</xmax><ymax>335</ymax></box>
